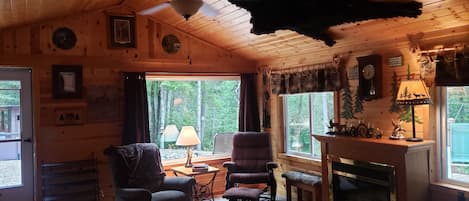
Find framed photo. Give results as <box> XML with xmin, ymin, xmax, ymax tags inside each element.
<box><xmin>52</xmin><ymin>65</ymin><xmax>83</xmax><ymax>99</ymax></box>
<box><xmin>108</xmin><ymin>15</ymin><xmax>136</xmax><ymax>48</ymax></box>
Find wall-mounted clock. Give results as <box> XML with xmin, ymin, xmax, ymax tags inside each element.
<box><xmin>357</xmin><ymin>55</ymin><xmax>382</xmax><ymax>101</ymax></box>
<box><xmin>52</xmin><ymin>27</ymin><xmax>77</xmax><ymax>50</ymax></box>
<box><xmin>162</xmin><ymin>34</ymin><xmax>181</xmax><ymax>54</ymax></box>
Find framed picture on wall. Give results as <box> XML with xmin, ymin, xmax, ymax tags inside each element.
<box><xmin>52</xmin><ymin>65</ymin><xmax>83</xmax><ymax>99</ymax></box>
<box><xmin>108</xmin><ymin>15</ymin><xmax>136</xmax><ymax>48</ymax></box>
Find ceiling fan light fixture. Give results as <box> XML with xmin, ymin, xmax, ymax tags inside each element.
<box><xmin>171</xmin><ymin>0</ymin><xmax>203</xmax><ymax>20</ymax></box>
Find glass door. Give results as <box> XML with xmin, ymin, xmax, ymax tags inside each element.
<box><xmin>0</xmin><ymin>69</ymin><xmax>33</xmax><ymax>201</ymax></box>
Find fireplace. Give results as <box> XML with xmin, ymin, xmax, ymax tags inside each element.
<box><xmin>313</xmin><ymin>134</ymin><xmax>433</xmax><ymax>201</ymax></box>
<box><xmin>328</xmin><ymin>155</ymin><xmax>396</xmax><ymax>201</ymax></box>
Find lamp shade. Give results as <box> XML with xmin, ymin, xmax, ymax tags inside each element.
<box><xmin>162</xmin><ymin>124</ymin><xmax>179</xmax><ymax>142</ymax></box>
<box><xmin>176</xmin><ymin>126</ymin><xmax>201</xmax><ymax>146</ymax></box>
<box><xmin>171</xmin><ymin>0</ymin><xmax>203</xmax><ymax>20</ymax></box>
<box><xmin>396</xmin><ymin>80</ymin><xmax>432</xmax><ymax>105</ymax></box>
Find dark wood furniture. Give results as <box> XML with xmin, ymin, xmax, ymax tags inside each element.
<box><xmin>41</xmin><ymin>158</ymin><xmax>100</xmax><ymax>201</ymax></box>
<box><xmin>313</xmin><ymin>134</ymin><xmax>434</xmax><ymax>201</ymax></box>
<box><xmin>282</xmin><ymin>171</ymin><xmax>322</xmax><ymax>201</ymax></box>
<box><xmin>171</xmin><ymin>165</ymin><xmax>220</xmax><ymax>201</ymax></box>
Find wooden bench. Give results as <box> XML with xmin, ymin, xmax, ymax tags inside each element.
<box><xmin>282</xmin><ymin>171</ymin><xmax>321</xmax><ymax>201</ymax></box>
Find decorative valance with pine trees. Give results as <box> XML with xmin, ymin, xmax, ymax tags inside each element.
<box><xmin>270</xmin><ymin>62</ymin><xmax>345</xmax><ymax>95</ymax></box>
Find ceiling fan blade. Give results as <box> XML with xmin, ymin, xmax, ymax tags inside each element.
<box><xmin>138</xmin><ymin>2</ymin><xmax>171</xmax><ymax>15</ymax></box>
<box><xmin>199</xmin><ymin>2</ymin><xmax>220</xmax><ymax>17</ymax></box>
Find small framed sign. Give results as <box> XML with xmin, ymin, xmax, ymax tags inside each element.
<box><xmin>348</xmin><ymin>65</ymin><xmax>359</xmax><ymax>80</ymax></box>
<box><xmin>388</xmin><ymin>56</ymin><xmax>403</xmax><ymax>67</ymax></box>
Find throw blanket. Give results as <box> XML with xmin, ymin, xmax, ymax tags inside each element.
<box><xmin>112</xmin><ymin>143</ymin><xmax>166</xmax><ymax>192</ymax></box>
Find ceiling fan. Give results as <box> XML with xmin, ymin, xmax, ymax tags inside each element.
<box><xmin>138</xmin><ymin>0</ymin><xmax>219</xmax><ymax>20</ymax></box>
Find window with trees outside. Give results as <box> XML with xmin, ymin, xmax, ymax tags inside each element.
<box><xmin>440</xmin><ymin>86</ymin><xmax>469</xmax><ymax>185</ymax></box>
<box><xmin>284</xmin><ymin>92</ymin><xmax>334</xmax><ymax>159</ymax></box>
<box><xmin>146</xmin><ymin>75</ymin><xmax>240</xmax><ymax>162</ymax></box>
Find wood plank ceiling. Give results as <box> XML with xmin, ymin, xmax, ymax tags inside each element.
<box><xmin>0</xmin><ymin>0</ymin><xmax>122</xmax><ymax>28</ymax></box>
<box><xmin>126</xmin><ymin>0</ymin><xmax>468</xmax><ymax>62</ymax></box>
<box><xmin>0</xmin><ymin>0</ymin><xmax>468</xmax><ymax>63</ymax></box>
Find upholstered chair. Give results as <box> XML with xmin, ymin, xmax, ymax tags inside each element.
<box><xmin>223</xmin><ymin>132</ymin><xmax>278</xmax><ymax>200</ymax></box>
<box><xmin>104</xmin><ymin>143</ymin><xmax>195</xmax><ymax>201</ymax></box>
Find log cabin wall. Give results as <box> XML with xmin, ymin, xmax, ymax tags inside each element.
<box><xmin>0</xmin><ymin>5</ymin><xmax>255</xmax><ymax>201</ymax></box>
<box><xmin>258</xmin><ymin>26</ymin><xmax>469</xmax><ymax>198</ymax></box>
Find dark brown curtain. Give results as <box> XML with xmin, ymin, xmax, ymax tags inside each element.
<box><xmin>239</xmin><ymin>73</ymin><xmax>261</xmax><ymax>132</ymax></box>
<box><xmin>123</xmin><ymin>72</ymin><xmax>150</xmax><ymax>145</ymax></box>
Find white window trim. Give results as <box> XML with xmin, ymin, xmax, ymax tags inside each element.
<box><xmin>283</xmin><ymin>92</ymin><xmax>333</xmax><ymax>160</ymax></box>
<box><xmin>437</xmin><ymin>87</ymin><xmax>469</xmax><ymax>188</ymax></box>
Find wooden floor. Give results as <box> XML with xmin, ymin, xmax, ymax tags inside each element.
<box><xmin>214</xmin><ymin>194</ymin><xmax>286</xmax><ymax>201</ymax></box>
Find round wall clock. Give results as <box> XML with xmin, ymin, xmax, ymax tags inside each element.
<box><xmin>52</xmin><ymin>27</ymin><xmax>77</xmax><ymax>50</ymax></box>
<box><xmin>162</xmin><ymin>34</ymin><xmax>181</xmax><ymax>54</ymax></box>
<box><xmin>362</xmin><ymin>64</ymin><xmax>375</xmax><ymax>80</ymax></box>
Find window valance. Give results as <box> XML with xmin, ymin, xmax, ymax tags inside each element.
<box><xmin>270</xmin><ymin>63</ymin><xmax>343</xmax><ymax>95</ymax></box>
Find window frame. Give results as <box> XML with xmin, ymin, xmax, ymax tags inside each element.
<box><xmin>437</xmin><ymin>86</ymin><xmax>469</xmax><ymax>188</ymax></box>
<box><xmin>282</xmin><ymin>92</ymin><xmax>336</xmax><ymax>159</ymax></box>
<box><xmin>145</xmin><ymin>73</ymin><xmax>241</xmax><ymax>163</ymax></box>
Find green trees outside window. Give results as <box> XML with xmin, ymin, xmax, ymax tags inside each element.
<box><xmin>146</xmin><ymin>77</ymin><xmax>240</xmax><ymax>161</ymax></box>
<box><xmin>284</xmin><ymin>92</ymin><xmax>334</xmax><ymax>158</ymax></box>
<box><xmin>443</xmin><ymin>86</ymin><xmax>469</xmax><ymax>184</ymax></box>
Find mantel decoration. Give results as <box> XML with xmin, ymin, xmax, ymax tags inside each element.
<box><xmin>396</xmin><ymin>79</ymin><xmax>432</xmax><ymax>142</ymax></box>
<box><xmin>108</xmin><ymin>15</ymin><xmax>136</xmax><ymax>48</ymax></box>
<box><xmin>52</xmin><ymin>65</ymin><xmax>83</xmax><ymax>99</ymax></box>
<box><xmin>228</xmin><ymin>0</ymin><xmax>422</xmax><ymax>46</ymax></box>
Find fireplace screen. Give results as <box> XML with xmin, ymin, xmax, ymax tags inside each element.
<box><xmin>329</xmin><ymin>156</ymin><xmax>396</xmax><ymax>201</ymax></box>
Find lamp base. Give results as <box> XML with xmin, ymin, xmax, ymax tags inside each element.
<box><xmin>406</xmin><ymin>137</ymin><xmax>423</xmax><ymax>142</ymax></box>
<box><xmin>184</xmin><ymin>146</ymin><xmax>193</xmax><ymax>168</ymax></box>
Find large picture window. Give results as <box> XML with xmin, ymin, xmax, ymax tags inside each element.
<box><xmin>146</xmin><ymin>75</ymin><xmax>240</xmax><ymax>162</ymax></box>
<box><xmin>440</xmin><ymin>86</ymin><xmax>469</xmax><ymax>185</ymax></box>
<box><xmin>283</xmin><ymin>92</ymin><xmax>334</xmax><ymax>159</ymax></box>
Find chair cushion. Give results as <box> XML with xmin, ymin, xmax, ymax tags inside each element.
<box><xmin>151</xmin><ymin>190</ymin><xmax>186</xmax><ymax>201</ymax></box>
<box><xmin>229</xmin><ymin>172</ymin><xmax>270</xmax><ymax>184</ymax></box>
<box><xmin>223</xmin><ymin>187</ymin><xmax>264</xmax><ymax>200</ymax></box>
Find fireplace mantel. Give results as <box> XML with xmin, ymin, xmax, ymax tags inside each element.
<box><xmin>313</xmin><ymin>134</ymin><xmax>434</xmax><ymax>201</ymax></box>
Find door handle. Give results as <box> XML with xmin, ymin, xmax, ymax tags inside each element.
<box><xmin>22</xmin><ymin>138</ymin><xmax>32</xmax><ymax>143</ymax></box>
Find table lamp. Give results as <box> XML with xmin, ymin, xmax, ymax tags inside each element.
<box><xmin>162</xmin><ymin>124</ymin><xmax>179</xmax><ymax>142</ymax></box>
<box><xmin>395</xmin><ymin>80</ymin><xmax>432</xmax><ymax>142</ymax></box>
<box><xmin>176</xmin><ymin>126</ymin><xmax>201</xmax><ymax>167</ymax></box>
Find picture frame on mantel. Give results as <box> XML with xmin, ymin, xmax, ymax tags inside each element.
<box><xmin>52</xmin><ymin>65</ymin><xmax>83</xmax><ymax>99</ymax></box>
<box><xmin>108</xmin><ymin>15</ymin><xmax>136</xmax><ymax>48</ymax></box>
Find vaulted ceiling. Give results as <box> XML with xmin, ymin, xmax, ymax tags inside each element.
<box><xmin>1</xmin><ymin>0</ymin><xmax>468</xmax><ymax>62</ymax></box>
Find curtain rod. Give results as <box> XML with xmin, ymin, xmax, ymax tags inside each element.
<box><xmin>271</xmin><ymin>62</ymin><xmax>335</xmax><ymax>74</ymax></box>
<box><xmin>420</xmin><ymin>44</ymin><xmax>467</xmax><ymax>54</ymax></box>
<box><xmin>420</xmin><ymin>47</ymin><xmax>456</xmax><ymax>54</ymax></box>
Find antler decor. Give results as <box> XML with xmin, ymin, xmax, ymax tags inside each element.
<box><xmin>228</xmin><ymin>0</ymin><xmax>422</xmax><ymax>46</ymax></box>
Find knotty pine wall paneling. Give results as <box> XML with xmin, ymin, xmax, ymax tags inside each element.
<box><xmin>0</xmin><ymin>6</ymin><xmax>255</xmax><ymax>201</ymax></box>
<box><xmin>259</xmin><ymin>28</ymin><xmax>469</xmax><ymax>198</ymax></box>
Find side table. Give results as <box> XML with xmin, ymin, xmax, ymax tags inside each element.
<box><xmin>171</xmin><ymin>165</ymin><xmax>220</xmax><ymax>201</ymax></box>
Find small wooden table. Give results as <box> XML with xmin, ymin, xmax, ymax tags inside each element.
<box><xmin>171</xmin><ymin>165</ymin><xmax>219</xmax><ymax>201</ymax></box>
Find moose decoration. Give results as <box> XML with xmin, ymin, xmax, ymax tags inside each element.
<box><xmin>228</xmin><ymin>0</ymin><xmax>422</xmax><ymax>46</ymax></box>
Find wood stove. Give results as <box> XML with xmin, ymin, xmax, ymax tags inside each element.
<box><xmin>329</xmin><ymin>155</ymin><xmax>396</xmax><ymax>201</ymax></box>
